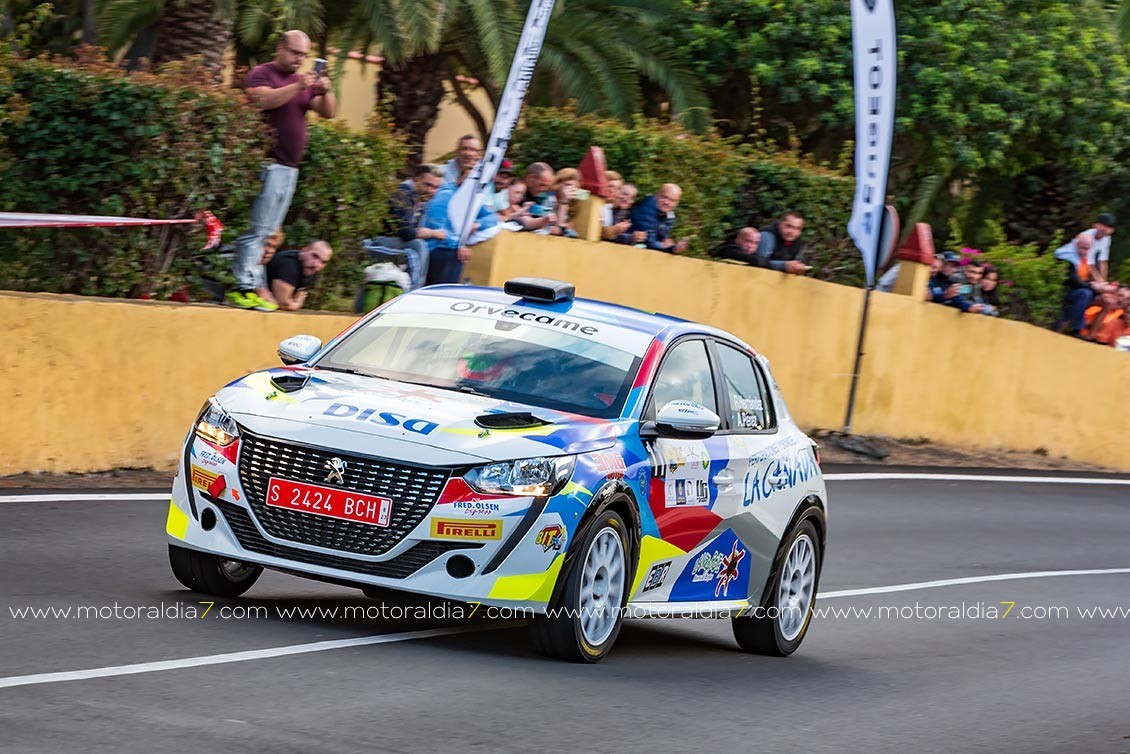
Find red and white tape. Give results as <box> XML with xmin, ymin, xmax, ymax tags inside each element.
<box><xmin>0</xmin><ymin>210</ymin><xmax>225</xmax><ymax>249</ymax></box>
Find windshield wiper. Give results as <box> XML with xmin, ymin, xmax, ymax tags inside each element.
<box><xmin>314</xmin><ymin>365</ymin><xmax>370</xmax><ymax>377</ymax></box>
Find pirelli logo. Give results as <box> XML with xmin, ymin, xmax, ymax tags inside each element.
<box><xmin>430</xmin><ymin>518</ymin><xmax>503</xmax><ymax>541</ymax></box>
<box><xmin>190</xmin><ymin>465</ymin><xmax>219</xmax><ymax>491</ymax></box>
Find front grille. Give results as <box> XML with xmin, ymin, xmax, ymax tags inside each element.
<box><xmin>238</xmin><ymin>429</ymin><xmax>451</xmax><ymax>556</ymax></box>
<box><xmin>212</xmin><ymin>499</ymin><xmax>478</xmax><ymax>579</ymax></box>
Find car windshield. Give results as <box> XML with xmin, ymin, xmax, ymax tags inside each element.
<box><xmin>315</xmin><ymin>312</ymin><xmax>641</xmax><ymax>419</ymax></box>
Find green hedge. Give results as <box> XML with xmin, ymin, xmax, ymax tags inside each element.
<box><xmin>509</xmin><ymin>107</ymin><xmax>858</xmax><ymax>282</ymax></box>
<box><xmin>0</xmin><ymin>50</ymin><xmax>404</xmax><ymax>306</ymax></box>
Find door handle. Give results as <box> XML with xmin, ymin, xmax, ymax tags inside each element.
<box><xmin>713</xmin><ymin>470</ymin><xmax>734</xmax><ymax>488</ymax></box>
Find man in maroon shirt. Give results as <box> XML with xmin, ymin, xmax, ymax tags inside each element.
<box><xmin>228</xmin><ymin>30</ymin><xmax>337</xmax><ymax>311</ymax></box>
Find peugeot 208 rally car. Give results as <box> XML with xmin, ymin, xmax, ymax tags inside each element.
<box><xmin>167</xmin><ymin>278</ymin><xmax>827</xmax><ymax>662</ymax></box>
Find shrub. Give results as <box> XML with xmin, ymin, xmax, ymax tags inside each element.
<box><xmin>0</xmin><ymin>49</ymin><xmax>267</xmax><ymax>297</ymax></box>
<box><xmin>0</xmin><ymin>49</ymin><xmax>405</xmax><ymax>308</ymax></box>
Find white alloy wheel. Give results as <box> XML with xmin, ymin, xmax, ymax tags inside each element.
<box><xmin>578</xmin><ymin>526</ymin><xmax>626</xmax><ymax>646</ymax></box>
<box><xmin>776</xmin><ymin>533</ymin><xmax>816</xmax><ymax>641</ymax></box>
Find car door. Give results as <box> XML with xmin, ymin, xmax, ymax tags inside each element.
<box><xmin>641</xmin><ymin>338</ymin><xmax>738</xmax><ymax>559</ymax></box>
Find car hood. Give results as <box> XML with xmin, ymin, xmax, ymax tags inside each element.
<box><xmin>215</xmin><ymin>367</ymin><xmax>623</xmax><ymax>464</ymax></box>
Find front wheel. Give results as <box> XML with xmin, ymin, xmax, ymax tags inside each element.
<box><xmin>168</xmin><ymin>544</ymin><xmax>263</xmax><ymax>598</ymax></box>
<box><xmin>732</xmin><ymin>519</ymin><xmax>821</xmax><ymax>656</ymax></box>
<box><xmin>530</xmin><ymin>509</ymin><xmax>631</xmax><ymax>663</ymax></box>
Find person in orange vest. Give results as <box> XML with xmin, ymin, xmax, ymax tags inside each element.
<box><xmin>1081</xmin><ymin>284</ymin><xmax>1126</xmax><ymax>345</ymax></box>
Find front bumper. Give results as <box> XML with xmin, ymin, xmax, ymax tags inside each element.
<box><xmin>167</xmin><ymin>431</ymin><xmax>572</xmax><ymax>611</ymax></box>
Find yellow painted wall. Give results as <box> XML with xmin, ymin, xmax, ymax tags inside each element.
<box><xmin>0</xmin><ymin>293</ymin><xmax>355</xmax><ymax>475</ymax></box>
<box><xmin>4</xmin><ymin>236</ymin><xmax>1129</xmax><ymax>475</ymax></box>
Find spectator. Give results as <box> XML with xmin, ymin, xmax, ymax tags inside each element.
<box><xmin>441</xmin><ymin>134</ymin><xmax>483</xmax><ymax>184</ymax></box>
<box><xmin>756</xmin><ymin>211</ymin><xmax>810</xmax><ymax>275</ymax></box>
<box><xmin>711</xmin><ymin>227</ymin><xmax>762</xmax><ymax>264</ymax></box>
<box><xmin>515</xmin><ymin>162</ymin><xmax>558</xmax><ymax>232</ymax></box>
<box><xmin>1081</xmin><ymin>284</ymin><xmax>1126</xmax><ymax>345</ymax></box>
<box><xmin>544</xmin><ymin>167</ymin><xmax>581</xmax><ymax>238</ymax></box>
<box><xmin>497</xmin><ymin>180</ymin><xmax>529</xmax><ymax>224</ymax></box>
<box><xmin>420</xmin><ymin>182</ymin><xmax>500</xmax><ymax>285</ymax></box>
<box><xmin>487</xmin><ymin>160</ymin><xmax>515</xmax><ymax>211</ymax></box>
<box><xmin>1055</xmin><ymin>232</ymin><xmax>1104</xmax><ymax>335</ymax></box>
<box><xmin>228</xmin><ymin>30</ymin><xmax>336</xmax><ymax>312</ymax></box>
<box><xmin>630</xmin><ymin>183</ymin><xmax>689</xmax><ymax>253</ymax></box>
<box><xmin>601</xmin><ymin>171</ymin><xmax>624</xmax><ymax>227</ymax></box>
<box><xmin>267</xmin><ymin>240</ymin><xmax>333</xmax><ymax>311</ymax></box>
<box><xmin>972</xmin><ymin>263</ymin><xmax>1001</xmax><ymax>315</ymax></box>
<box><xmin>603</xmin><ymin>183</ymin><xmax>641</xmax><ymax>244</ymax></box>
<box><xmin>928</xmin><ymin>251</ymin><xmax>986</xmax><ymax>313</ymax></box>
<box><xmin>366</xmin><ymin>164</ymin><xmax>442</xmax><ymax>289</ymax></box>
<box><xmin>1056</xmin><ymin>212</ymin><xmax>1118</xmax><ymax>282</ymax></box>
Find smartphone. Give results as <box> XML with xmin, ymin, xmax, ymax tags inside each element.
<box><xmin>959</xmin><ymin>284</ymin><xmax>972</xmax><ymax>295</ymax></box>
<box><xmin>313</xmin><ymin>58</ymin><xmax>327</xmax><ymax>76</ymax></box>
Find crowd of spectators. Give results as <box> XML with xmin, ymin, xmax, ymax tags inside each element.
<box><xmin>1052</xmin><ymin>213</ymin><xmax>1127</xmax><ymax>348</ymax></box>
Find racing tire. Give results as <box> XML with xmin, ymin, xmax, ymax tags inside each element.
<box><xmin>529</xmin><ymin>509</ymin><xmax>630</xmax><ymax>663</ymax></box>
<box><xmin>732</xmin><ymin>519</ymin><xmax>821</xmax><ymax>657</ymax></box>
<box><xmin>168</xmin><ymin>544</ymin><xmax>263</xmax><ymax>598</ymax></box>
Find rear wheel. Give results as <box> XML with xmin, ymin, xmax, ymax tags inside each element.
<box><xmin>530</xmin><ymin>509</ymin><xmax>630</xmax><ymax>663</ymax></box>
<box><xmin>168</xmin><ymin>544</ymin><xmax>263</xmax><ymax>598</ymax></box>
<box><xmin>732</xmin><ymin>519</ymin><xmax>821</xmax><ymax>656</ymax></box>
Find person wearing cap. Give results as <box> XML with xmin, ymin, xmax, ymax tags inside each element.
<box><xmin>927</xmin><ymin>251</ymin><xmax>986</xmax><ymax>313</ymax></box>
<box><xmin>1055</xmin><ymin>212</ymin><xmax>1118</xmax><ymax>282</ymax></box>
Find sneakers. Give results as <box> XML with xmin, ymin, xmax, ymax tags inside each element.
<box><xmin>225</xmin><ymin>290</ymin><xmax>279</xmax><ymax>312</ymax></box>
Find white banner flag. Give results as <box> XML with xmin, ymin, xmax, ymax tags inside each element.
<box><xmin>847</xmin><ymin>0</ymin><xmax>897</xmax><ymax>287</ymax></box>
<box><xmin>449</xmin><ymin>0</ymin><xmax>557</xmax><ymax>245</ymax></box>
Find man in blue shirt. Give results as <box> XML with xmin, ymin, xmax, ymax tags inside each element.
<box><xmin>419</xmin><ymin>183</ymin><xmax>500</xmax><ymax>286</ymax></box>
<box><xmin>630</xmin><ymin>183</ymin><xmax>689</xmax><ymax>253</ymax></box>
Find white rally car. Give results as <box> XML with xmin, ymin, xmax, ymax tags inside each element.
<box><xmin>167</xmin><ymin>278</ymin><xmax>827</xmax><ymax>661</ymax></box>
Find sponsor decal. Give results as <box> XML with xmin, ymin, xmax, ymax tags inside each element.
<box><xmin>736</xmin><ymin>398</ymin><xmax>765</xmax><ymax>430</ymax></box>
<box><xmin>742</xmin><ymin>446</ymin><xmax>820</xmax><ymax>506</ymax></box>
<box><xmin>448</xmin><ymin>301</ymin><xmax>599</xmax><ymax>336</ymax></box>
<box><xmin>431</xmin><ymin>518</ymin><xmax>503</xmax><ymax>541</ymax></box>
<box><xmin>642</xmin><ymin>561</ymin><xmax>671</xmax><ymax>592</ymax></box>
<box><xmin>322</xmin><ymin>403</ymin><xmax>438</xmax><ymax>436</ymax></box>
<box><xmin>453</xmin><ymin>500</ymin><xmax>502</xmax><ymax>516</ymax></box>
<box><xmin>190</xmin><ymin>465</ymin><xmax>218</xmax><ymax>491</ymax></box>
<box><xmin>193</xmin><ymin>448</ymin><xmax>228</xmax><ymax>469</ymax></box>
<box><xmin>662</xmin><ymin>442</ymin><xmax>711</xmax><ymax>508</ymax></box>
<box><xmin>668</xmin><ymin>531</ymin><xmax>751</xmax><ymax>602</ymax></box>
<box><xmin>534</xmin><ymin>524</ymin><xmax>565</xmax><ymax>552</ymax></box>
<box><xmin>591</xmin><ymin>451</ymin><xmax>626</xmax><ymax>480</ymax></box>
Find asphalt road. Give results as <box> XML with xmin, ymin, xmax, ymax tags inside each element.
<box><xmin>2</xmin><ymin>475</ymin><xmax>1129</xmax><ymax>753</ymax></box>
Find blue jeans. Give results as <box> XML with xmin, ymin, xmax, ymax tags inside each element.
<box><xmin>233</xmin><ymin>163</ymin><xmax>299</xmax><ymax>290</ymax></box>
<box><xmin>1061</xmin><ymin>287</ymin><xmax>1095</xmax><ymax>334</ymax></box>
<box><xmin>426</xmin><ymin>248</ymin><xmax>464</xmax><ymax>286</ymax></box>
<box><xmin>368</xmin><ymin>236</ymin><xmax>430</xmax><ymax>290</ymax></box>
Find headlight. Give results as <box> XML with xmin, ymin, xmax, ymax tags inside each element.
<box><xmin>465</xmin><ymin>456</ymin><xmax>576</xmax><ymax>497</ymax></box>
<box><xmin>194</xmin><ymin>398</ymin><xmax>239</xmax><ymax>447</ymax></box>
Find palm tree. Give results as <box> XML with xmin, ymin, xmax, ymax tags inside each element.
<box><xmin>344</xmin><ymin>0</ymin><xmax>708</xmax><ymax>163</ymax></box>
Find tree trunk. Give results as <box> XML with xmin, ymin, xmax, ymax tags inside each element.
<box><xmin>151</xmin><ymin>0</ymin><xmax>232</xmax><ymax>76</ymax></box>
<box><xmin>82</xmin><ymin>0</ymin><xmax>98</xmax><ymax>45</ymax></box>
<box><xmin>378</xmin><ymin>54</ymin><xmax>448</xmax><ymax>166</ymax></box>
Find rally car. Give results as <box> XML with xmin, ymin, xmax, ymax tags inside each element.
<box><xmin>167</xmin><ymin>277</ymin><xmax>827</xmax><ymax>662</ymax></box>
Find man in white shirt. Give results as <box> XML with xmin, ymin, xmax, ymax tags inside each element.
<box><xmin>1058</xmin><ymin>212</ymin><xmax>1118</xmax><ymax>281</ymax></box>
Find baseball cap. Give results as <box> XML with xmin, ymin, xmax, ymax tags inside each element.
<box><xmin>499</xmin><ymin>159</ymin><xmax>514</xmax><ymax>174</ymax></box>
<box><xmin>938</xmin><ymin>250</ymin><xmax>961</xmax><ymax>263</ymax></box>
<box><xmin>1097</xmin><ymin>212</ymin><xmax>1117</xmax><ymax>227</ymax></box>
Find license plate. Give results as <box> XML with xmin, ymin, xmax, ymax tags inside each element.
<box><xmin>265</xmin><ymin>477</ymin><xmax>392</xmax><ymax>527</ymax></box>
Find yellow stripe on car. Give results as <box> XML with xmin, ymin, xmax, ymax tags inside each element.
<box><xmin>487</xmin><ymin>554</ymin><xmax>564</xmax><ymax>601</ymax></box>
<box><xmin>166</xmin><ymin>500</ymin><xmax>189</xmax><ymax>540</ymax></box>
<box><xmin>630</xmin><ymin>535</ymin><xmax>687</xmax><ymax>595</ymax></box>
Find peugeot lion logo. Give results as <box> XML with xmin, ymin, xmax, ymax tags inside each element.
<box><xmin>324</xmin><ymin>457</ymin><xmax>347</xmax><ymax>485</ymax></box>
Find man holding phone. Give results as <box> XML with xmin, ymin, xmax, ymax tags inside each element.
<box><xmin>928</xmin><ymin>251</ymin><xmax>985</xmax><ymax>313</ymax></box>
<box><xmin>227</xmin><ymin>30</ymin><xmax>337</xmax><ymax>311</ymax></box>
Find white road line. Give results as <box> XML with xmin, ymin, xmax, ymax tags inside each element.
<box><xmin>3</xmin><ymin>569</ymin><xmax>1129</xmax><ymax>690</ymax></box>
<box><xmin>824</xmin><ymin>473</ymin><xmax>1130</xmax><ymax>484</ymax></box>
<box><xmin>0</xmin><ymin>493</ymin><xmax>168</xmax><ymax>503</ymax></box>
<box><xmin>820</xmin><ymin>568</ymin><xmax>1130</xmax><ymax>600</ymax></box>
<box><xmin>0</xmin><ymin>624</ymin><xmax>516</xmax><ymax>691</ymax></box>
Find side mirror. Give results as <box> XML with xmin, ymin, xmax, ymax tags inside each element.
<box><xmin>278</xmin><ymin>334</ymin><xmax>322</xmax><ymax>365</ymax></box>
<box><xmin>654</xmin><ymin>400</ymin><xmax>720</xmax><ymax>439</ymax></box>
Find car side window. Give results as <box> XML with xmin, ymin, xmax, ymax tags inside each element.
<box><xmin>649</xmin><ymin>340</ymin><xmax>717</xmax><ymax>417</ymax></box>
<box><xmin>716</xmin><ymin>343</ymin><xmax>773</xmax><ymax>431</ymax></box>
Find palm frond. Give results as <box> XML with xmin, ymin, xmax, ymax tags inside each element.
<box><xmin>464</xmin><ymin>0</ymin><xmax>510</xmax><ymax>83</ymax></box>
<box><xmin>399</xmin><ymin>0</ymin><xmax>444</xmax><ymax>54</ymax></box>
<box><xmin>95</xmin><ymin>0</ymin><xmax>163</xmax><ymax>52</ymax></box>
<box><xmin>346</xmin><ymin>0</ymin><xmax>407</xmax><ymax>61</ymax></box>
